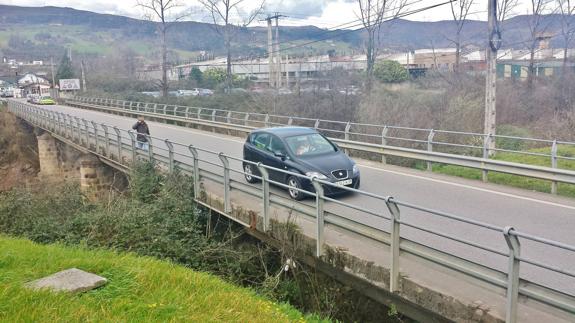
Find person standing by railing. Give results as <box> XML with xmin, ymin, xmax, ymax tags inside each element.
<box><xmin>132</xmin><ymin>116</ymin><xmax>150</xmax><ymax>151</ymax></box>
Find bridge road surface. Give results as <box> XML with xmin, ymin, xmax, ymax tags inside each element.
<box><xmin>34</xmin><ymin>103</ymin><xmax>575</xmax><ymax>298</ymax></box>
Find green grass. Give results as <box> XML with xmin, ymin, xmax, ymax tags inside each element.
<box><xmin>0</xmin><ymin>236</ymin><xmax>319</xmax><ymax>323</ymax></box>
<box><xmin>432</xmin><ymin>145</ymin><xmax>575</xmax><ymax>197</ymax></box>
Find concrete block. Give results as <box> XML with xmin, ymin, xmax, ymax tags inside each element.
<box><xmin>26</xmin><ymin>268</ymin><xmax>107</xmax><ymax>293</ymax></box>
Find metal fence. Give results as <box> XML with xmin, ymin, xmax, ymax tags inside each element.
<box><xmin>65</xmin><ymin>96</ymin><xmax>575</xmax><ymax>194</ymax></box>
<box><xmin>9</xmin><ymin>100</ymin><xmax>575</xmax><ymax>323</ymax></box>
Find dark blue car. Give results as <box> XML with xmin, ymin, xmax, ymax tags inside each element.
<box><xmin>243</xmin><ymin>127</ymin><xmax>360</xmax><ymax>200</ymax></box>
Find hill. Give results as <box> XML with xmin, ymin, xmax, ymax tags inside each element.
<box><xmin>0</xmin><ymin>4</ymin><xmax>574</xmax><ymax>62</ymax></box>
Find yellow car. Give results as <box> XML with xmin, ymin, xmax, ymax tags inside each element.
<box><xmin>38</xmin><ymin>96</ymin><xmax>56</xmax><ymax>105</ymax></box>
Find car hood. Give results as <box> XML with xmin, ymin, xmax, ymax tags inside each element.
<box><xmin>296</xmin><ymin>151</ymin><xmax>354</xmax><ymax>177</ymax></box>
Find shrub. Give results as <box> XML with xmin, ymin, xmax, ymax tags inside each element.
<box><xmin>374</xmin><ymin>60</ymin><xmax>409</xmax><ymax>83</ymax></box>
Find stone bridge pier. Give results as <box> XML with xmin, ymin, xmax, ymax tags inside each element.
<box><xmin>36</xmin><ymin>132</ymin><xmax>122</xmax><ymax>199</ymax></box>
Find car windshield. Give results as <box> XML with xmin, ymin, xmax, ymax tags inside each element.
<box><xmin>285</xmin><ymin>133</ymin><xmax>336</xmax><ymax>157</ymax></box>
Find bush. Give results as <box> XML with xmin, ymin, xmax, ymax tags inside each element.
<box><xmin>374</xmin><ymin>60</ymin><xmax>409</xmax><ymax>83</ymax></box>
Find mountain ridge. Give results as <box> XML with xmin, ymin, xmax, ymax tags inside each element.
<box><xmin>0</xmin><ymin>4</ymin><xmax>573</xmax><ymax>62</ymax></box>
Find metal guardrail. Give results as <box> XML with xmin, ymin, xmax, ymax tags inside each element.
<box><xmin>8</xmin><ymin>100</ymin><xmax>575</xmax><ymax>323</ymax></box>
<box><xmin>65</xmin><ymin>96</ymin><xmax>575</xmax><ymax>192</ymax></box>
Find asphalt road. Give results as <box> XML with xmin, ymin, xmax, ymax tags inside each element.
<box><xmin>35</xmin><ymin>102</ymin><xmax>575</xmax><ymax>296</ymax></box>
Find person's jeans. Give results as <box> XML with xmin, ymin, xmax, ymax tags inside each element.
<box><xmin>137</xmin><ymin>141</ymin><xmax>149</xmax><ymax>151</ymax></box>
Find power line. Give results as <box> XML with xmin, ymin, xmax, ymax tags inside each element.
<box><xmin>166</xmin><ymin>0</ymin><xmax>458</xmax><ymax>71</ymax></box>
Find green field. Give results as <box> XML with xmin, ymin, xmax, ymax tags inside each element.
<box><xmin>0</xmin><ymin>236</ymin><xmax>318</xmax><ymax>322</ymax></box>
<box><xmin>432</xmin><ymin>145</ymin><xmax>575</xmax><ymax>197</ymax></box>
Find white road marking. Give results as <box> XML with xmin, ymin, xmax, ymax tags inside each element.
<box><xmin>357</xmin><ymin>163</ymin><xmax>575</xmax><ymax>211</ymax></box>
<box><xmin>57</xmin><ymin>104</ymin><xmax>575</xmax><ymax>211</ymax></box>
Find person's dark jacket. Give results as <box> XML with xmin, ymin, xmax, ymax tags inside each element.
<box><xmin>132</xmin><ymin>121</ymin><xmax>150</xmax><ymax>142</ymax></box>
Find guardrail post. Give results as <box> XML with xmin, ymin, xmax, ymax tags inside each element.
<box><xmin>314</xmin><ymin>119</ymin><xmax>320</xmax><ymax>129</ymax></box>
<box><xmin>344</xmin><ymin>122</ymin><xmax>351</xmax><ymax>155</ymax></box>
<box><xmin>288</xmin><ymin>117</ymin><xmax>293</xmax><ymax>125</ymax></box>
<box><xmin>197</xmin><ymin>108</ymin><xmax>202</xmax><ymax>120</ymax></box>
<box><xmin>74</xmin><ymin>117</ymin><xmax>81</xmax><ymax>143</ymax></box>
<box><xmin>91</xmin><ymin>121</ymin><xmax>99</xmax><ymax>154</ymax></box>
<box><xmin>503</xmin><ymin>226</ymin><xmax>521</xmax><ymax>323</ymax></box>
<box><xmin>482</xmin><ymin>134</ymin><xmax>491</xmax><ymax>182</ymax></box>
<box><xmin>211</xmin><ymin>110</ymin><xmax>216</xmax><ymax>122</ymax></box>
<box><xmin>56</xmin><ymin>111</ymin><xmax>62</xmax><ymax>132</ymax></box>
<box><xmin>147</xmin><ymin>135</ymin><xmax>154</xmax><ymax>162</ymax></box>
<box><xmin>101</xmin><ymin>124</ymin><xmax>110</xmax><ymax>157</ymax></box>
<box><xmin>311</xmin><ymin>179</ymin><xmax>325</xmax><ymax>258</ymax></box>
<box><xmin>551</xmin><ymin>140</ymin><xmax>558</xmax><ymax>195</ymax></box>
<box><xmin>386</xmin><ymin>197</ymin><xmax>401</xmax><ymax>292</ymax></box>
<box><xmin>113</xmin><ymin>127</ymin><xmax>122</xmax><ymax>163</ymax></box>
<box><xmin>257</xmin><ymin>163</ymin><xmax>270</xmax><ymax>232</ymax></box>
<box><xmin>244</xmin><ymin>113</ymin><xmax>250</xmax><ymax>126</ymax></box>
<box><xmin>65</xmin><ymin>114</ymin><xmax>72</xmax><ymax>139</ymax></box>
<box><xmin>82</xmin><ymin>119</ymin><xmax>89</xmax><ymax>148</ymax></box>
<box><xmin>165</xmin><ymin>139</ymin><xmax>175</xmax><ymax>173</ymax></box>
<box><xmin>382</xmin><ymin>126</ymin><xmax>389</xmax><ymax>164</ymax></box>
<box><xmin>185</xmin><ymin>107</ymin><xmax>190</xmax><ymax>118</ymax></box>
<box><xmin>188</xmin><ymin>145</ymin><xmax>200</xmax><ymax>199</ymax></box>
<box><xmin>226</xmin><ymin>111</ymin><xmax>232</xmax><ymax>124</ymax></box>
<box><xmin>427</xmin><ymin>129</ymin><xmax>435</xmax><ymax>172</ymax></box>
<box><xmin>264</xmin><ymin>114</ymin><xmax>270</xmax><ymax>128</ymax></box>
<box><xmin>218</xmin><ymin>153</ymin><xmax>231</xmax><ymax>213</ymax></box>
<box><xmin>128</xmin><ymin>131</ymin><xmax>137</xmax><ymax>164</ymax></box>
<box><xmin>153</xmin><ymin>103</ymin><xmax>158</xmax><ymax>114</ymax></box>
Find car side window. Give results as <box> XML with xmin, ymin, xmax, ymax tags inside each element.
<box><xmin>268</xmin><ymin>136</ymin><xmax>286</xmax><ymax>154</ymax></box>
<box><xmin>252</xmin><ymin>133</ymin><xmax>270</xmax><ymax>151</ymax></box>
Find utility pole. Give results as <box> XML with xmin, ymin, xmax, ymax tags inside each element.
<box><xmin>50</xmin><ymin>57</ymin><xmax>55</xmax><ymax>88</ymax></box>
<box><xmin>275</xmin><ymin>15</ymin><xmax>281</xmax><ymax>88</ymax></box>
<box><xmin>286</xmin><ymin>54</ymin><xmax>290</xmax><ymax>87</ymax></box>
<box><xmin>81</xmin><ymin>60</ymin><xmax>87</xmax><ymax>92</ymax></box>
<box><xmin>261</xmin><ymin>14</ymin><xmax>286</xmax><ymax>88</ymax></box>
<box><xmin>485</xmin><ymin>0</ymin><xmax>500</xmax><ymax>155</ymax></box>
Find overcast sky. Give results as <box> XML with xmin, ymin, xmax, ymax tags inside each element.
<box><xmin>0</xmin><ymin>0</ymin><xmax>539</xmax><ymax>29</ymax></box>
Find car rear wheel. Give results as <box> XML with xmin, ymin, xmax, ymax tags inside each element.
<box><xmin>243</xmin><ymin>163</ymin><xmax>259</xmax><ymax>183</ymax></box>
<box><xmin>287</xmin><ymin>176</ymin><xmax>305</xmax><ymax>201</ymax></box>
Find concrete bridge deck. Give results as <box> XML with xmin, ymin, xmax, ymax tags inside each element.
<box><xmin>10</xmin><ymin>100</ymin><xmax>575</xmax><ymax>322</ymax></box>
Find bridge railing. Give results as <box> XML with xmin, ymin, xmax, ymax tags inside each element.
<box><xmin>9</xmin><ymin>99</ymin><xmax>575</xmax><ymax>322</ymax></box>
<box><xmin>65</xmin><ymin>96</ymin><xmax>575</xmax><ymax>194</ymax></box>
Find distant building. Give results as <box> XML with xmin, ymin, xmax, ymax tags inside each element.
<box><xmin>411</xmin><ymin>48</ymin><xmax>457</xmax><ymax>71</ymax></box>
<box><xmin>17</xmin><ymin>73</ymin><xmax>51</xmax><ymax>96</ymax></box>
<box><xmin>497</xmin><ymin>61</ymin><xmax>575</xmax><ymax>79</ymax></box>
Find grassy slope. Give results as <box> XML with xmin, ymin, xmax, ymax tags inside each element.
<box><xmin>0</xmin><ymin>25</ymin><xmax>198</xmax><ymax>58</ymax></box>
<box><xmin>0</xmin><ymin>236</ymin><xmax>317</xmax><ymax>322</ymax></box>
<box><xmin>432</xmin><ymin>145</ymin><xmax>575</xmax><ymax>197</ymax></box>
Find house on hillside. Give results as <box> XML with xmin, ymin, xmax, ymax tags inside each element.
<box><xmin>17</xmin><ymin>73</ymin><xmax>51</xmax><ymax>96</ymax></box>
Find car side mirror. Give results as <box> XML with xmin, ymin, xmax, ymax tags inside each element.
<box><xmin>274</xmin><ymin>151</ymin><xmax>286</xmax><ymax>159</ymax></box>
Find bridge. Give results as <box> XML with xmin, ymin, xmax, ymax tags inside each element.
<box><xmin>6</xmin><ymin>98</ymin><xmax>575</xmax><ymax>323</ymax></box>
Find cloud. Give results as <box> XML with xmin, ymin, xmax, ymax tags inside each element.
<box><xmin>264</xmin><ymin>0</ymin><xmax>341</xmax><ymax>18</ymax></box>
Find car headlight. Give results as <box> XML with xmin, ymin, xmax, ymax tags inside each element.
<box><xmin>353</xmin><ymin>164</ymin><xmax>360</xmax><ymax>174</ymax></box>
<box><xmin>306</xmin><ymin>172</ymin><xmax>328</xmax><ymax>180</ymax></box>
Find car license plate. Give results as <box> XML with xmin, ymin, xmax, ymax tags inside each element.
<box><xmin>335</xmin><ymin>179</ymin><xmax>353</xmax><ymax>186</ymax></box>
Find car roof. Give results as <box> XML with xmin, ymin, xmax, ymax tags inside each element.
<box><xmin>252</xmin><ymin>127</ymin><xmax>318</xmax><ymax>138</ymax></box>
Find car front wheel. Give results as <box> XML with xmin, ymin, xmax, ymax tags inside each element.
<box><xmin>287</xmin><ymin>176</ymin><xmax>306</xmax><ymax>201</ymax></box>
<box><xmin>243</xmin><ymin>163</ymin><xmax>259</xmax><ymax>183</ymax></box>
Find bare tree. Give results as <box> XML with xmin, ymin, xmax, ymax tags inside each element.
<box><xmin>526</xmin><ymin>0</ymin><xmax>553</xmax><ymax>87</ymax></box>
<box><xmin>137</xmin><ymin>0</ymin><xmax>185</xmax><ymax>97</ymax></box>
<box><xmin>197</xmin><ymin>0</ymin><xmax>264</xmax><ymax>91</ymax></box>
<box><xmin>498</xmin><ymin>0</ymin><xmax>520</xmax><ymax>23</ymax></box>
<box><xmin>449</xmin><ymin>0</ymin><xmax>474</xmax><ymax>73</ymax></box>
<box><xmin>356</xmin><ymin>0</ymin><xmax>409</xmax><ymax>89</ymax></box>
<box><xmin>557</xmin><ymin>0</ymin><xmax>575</xmax><ymax>70</ymax></box>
